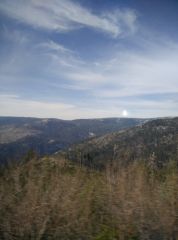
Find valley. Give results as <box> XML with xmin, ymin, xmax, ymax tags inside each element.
<box><xmin>0</xmin><ymin>117</ymin><xmax>147</xmax><ymax>164</ymax></box>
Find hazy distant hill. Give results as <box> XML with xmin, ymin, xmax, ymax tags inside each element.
<box><xmin>0</xmin><ymin>116</ymin><xmax>147</xmax><ymax>164</ymax></box>
<box><xmin>67</xmin><ymin>117</ymin><xmax>178</xmax><ymax>169</ymax></box>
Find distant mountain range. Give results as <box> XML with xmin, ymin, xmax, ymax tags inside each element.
<box><xmin>66</xmin><ymin>117</ymin><xmax>178</xmax><ymax>169</ymax></box>
<box><xmin>0</xmin><ymin>116</ymin><xmax>147</xmax><ymax>164</ymax></box>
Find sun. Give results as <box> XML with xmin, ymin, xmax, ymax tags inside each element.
<box><xmin>122</xmin><ymin>110</ymin><xmax>128</xmax><ymax>117</ymax></box>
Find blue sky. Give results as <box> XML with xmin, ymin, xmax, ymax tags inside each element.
<box><xmin>0</xmin><ymin>0</ymin><xmax>178</xmax><ymax>119</ymax></box>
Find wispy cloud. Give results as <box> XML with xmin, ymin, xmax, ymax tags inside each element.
<box><xmin>0</xmin><ymin>0</ymin><xmax>137</xmax><ymax>37</ymax></box>
<box><xmin>0</xmin><ymin>1</ymin><xmax>178</xmax><ymax>119</ymax></box>
<box><xmin>0</xmin><ymin>94</ymin><xmax>128</xmax><ymax>119</ymax></box>
<box><xmin>0</xmin><ymin>94</ymin><xmax>75</xmax><ymax>119</ymax></box>
<box><xmin>2</xmin><ymin>26</ymin><xmax>178</xmax><ymax>91</ymax></box>
<box><xmin>1</xmin><ymin>31</ymin><xmax>178</xmax><ymax>118</ymax></box>
<box><xmin>39</xmin><ymin>38</ymin><xmax>178</xmax><ymax>98</ymax></box>
<box><xmin>38</xmin><ymin>41</ymin><xmax>74</xmax><ymax>55</ymax></box>
<box><xmin>91</xmin><ymin>44</ymin><xmax>178</xmax><ymax>98</ymax></box>
<box><xmin>1</xmin><ymin>93</ymin><xmax>177</xmax><ymax>119</ymax></box>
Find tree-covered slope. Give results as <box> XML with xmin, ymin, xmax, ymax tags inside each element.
<box><xmin>0</xmin><ymin>155</ymin><xmax>178</xmax><ymax>240</ymax></box>
<box><xmin>0</xmin><ymin>117</ymin><xmax>147</xmax><ymax>164</ymax></box>
<box><xmin>67</xmin><ymin>117</ymin><xmax>178</xmax><ymax>168</ymax></box>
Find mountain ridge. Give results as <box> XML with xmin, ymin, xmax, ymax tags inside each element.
<box><xmin>66</xmin><ymin>117</ymin><xmax>178</xmax><ymax>169</ymax></box>
<box><xmin>0</xmin><ymin>116</ymin><xmax>148</xmax><ymax>164</ymax></box>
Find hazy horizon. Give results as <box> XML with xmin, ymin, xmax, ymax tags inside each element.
<box><xmin>0</xmin><ymin>0</ymin><xmax>178</xmax><ymax>119</ymax></box>
<box><xmin>0</xmin><ymin>115</ymin><xmax>177</xmax><ymax>122</ymax></box>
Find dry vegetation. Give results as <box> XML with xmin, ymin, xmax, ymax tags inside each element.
<box><xmin>0</xmin><ymin>156</ymin><xmax>178</xmax><ymax>240</ymax></box>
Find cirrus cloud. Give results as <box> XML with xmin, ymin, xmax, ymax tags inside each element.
<box><xmin>0</xmin><ymin>0</ymin><xmax>137</xmax><ymax>38</ymax></box>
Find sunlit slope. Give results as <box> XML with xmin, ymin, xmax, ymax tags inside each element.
<box><xmin>67</xmin><ymin>117</ymin><xmax>178</xmax><ymax>168</ymax></box>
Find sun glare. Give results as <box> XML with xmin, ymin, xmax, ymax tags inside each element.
<box><xmin>122</xmin><ymin>110</ymin><xmax>128</xmax><ymax>117</ymax></box>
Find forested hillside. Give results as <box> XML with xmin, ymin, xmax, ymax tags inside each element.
<box><xmin>67</xmin><ymin>118</ymin><xmax>178</xmax><ymax>169</ymax></box>
<box><xmin>0</xmin><ymin>118</ymin><xmax>178</xmax><ymax>239</ymax></box>
<box><xmin>0</xmin><ymin>155</ymin><xmax>178</xmax><ymax>239</ymax></box>
<box><xmin>0</xmin><ymin>117</ymin><xmax>146</xmax><ymax>164</ymax></box>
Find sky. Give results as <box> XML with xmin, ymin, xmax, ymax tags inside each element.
<box><xmin>0</xmin><ymin>0</ymin><xmax>178</xmax><ymax>119</ymax></box>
